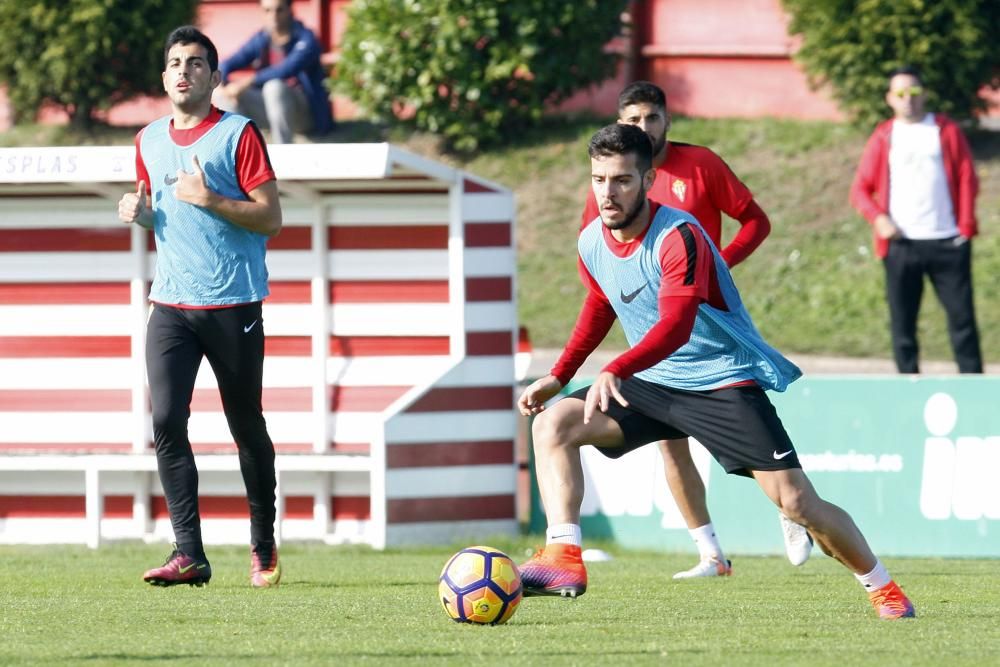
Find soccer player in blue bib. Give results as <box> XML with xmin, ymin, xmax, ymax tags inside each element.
<box><xmin>517</xmin><ymin>123</ymin><xmax>915</xmax><ymax>619</ymax></box>
<box><xmin>117</xmin><ymin>26</ymin><xmax>283</xmax><ymax>588</ymax></box>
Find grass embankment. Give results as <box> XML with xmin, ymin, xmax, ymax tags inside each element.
<box><xmin>6</xmin><ymin>116</ymin><xmax>998</xmax><ymax>360</ymax></box>
<box><xmin>416</xmin><ymin>115</ymin><xmax>1000</xmax><ymax>362</ymax></box>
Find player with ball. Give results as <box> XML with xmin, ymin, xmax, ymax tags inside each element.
<box><xmin>517</xmin><ymin>122</ymin><xmax>915</xmax><ymax>619</ymax></box>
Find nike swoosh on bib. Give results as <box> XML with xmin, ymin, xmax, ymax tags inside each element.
<box><xmin>164</xmin><ymin>174</ymin><xmax>178</xmax><ymax>186</ymax></box>
<box><xmin>621</xmin><ymin>284</ymin><xmax>646</xmax><ymax>303</ymax></box>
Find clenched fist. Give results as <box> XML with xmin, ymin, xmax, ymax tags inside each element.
<box><xmin>118</xmin><ymin>181</ymin><xmax>148</xmax><ymax>224</ymax></box>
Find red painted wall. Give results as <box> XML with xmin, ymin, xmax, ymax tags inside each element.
<box><xmin>631</xmin><ymin>0</ymin><xmax>842</xmax><ymax>120</ymax></box>
<box><xmin>3</xmin><ymin>0</ymin><xmax>996</xmax><ymax>131</ymax></box>
<box><xmin>20</xmin><ymin>0</ymin><xmax>350</xmax><ymax>128</ymax></box>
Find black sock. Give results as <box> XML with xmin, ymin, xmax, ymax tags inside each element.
<box><xmin>178</xmin><ymin>542</ymin><xmax>206</xmax><ymax>561</ymax></box>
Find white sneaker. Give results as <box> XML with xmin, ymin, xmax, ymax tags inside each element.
<box><xmin>779</xmin><ymin>512</ymin><xmax>813</xmax><ymax>566</ymax></box>
<box><xmin>672</xmin><ymin>556</ymin><xmax>732</xmax><ymax>580</ymax></box>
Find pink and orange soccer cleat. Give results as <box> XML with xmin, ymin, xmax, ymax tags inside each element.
<box><xmin>519</xmin><ymin>544</ymin><xmax>588</xmax><ymax>598</ymax></box>
<box><xmin>143</xmin><ymin>546</ymin><xmax>212</xmax><ymax>587</ymax></box>
<box><xmin>250</xmin><ymin>544</ymin><xmax>282</xmax><ymax>588</ymax></box>
<box><xmin>869</xmin><ymin>580</ymin><xmax>915</xmax><ymax>619</ymax></box>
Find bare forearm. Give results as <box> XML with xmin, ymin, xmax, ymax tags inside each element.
<box><xmin>199</xmin><ymin>191</ymin><xmax>280</xmax><ymax>236</ymax></box>
<box><xmin>173</xmin><ymin>159</ymin><xmax>281</xmax><ymax>237</ymax></box>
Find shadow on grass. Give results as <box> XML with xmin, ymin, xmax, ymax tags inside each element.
<box><xmin>312</xmin><ymin>119</ymin><xmax>389</xmax><ymax>144</ymax></box>
<box><xmin>2</xmin><ymin>111</ymin><xmax>613</xmax><ymax>154</ymax></box>
<box><xmin>288</xmin><ymin>579</ymin><xmax>430</xmax><ymax>589</ymax></box>
<box><xmin>496</xmin><ymin>112</ymin><xmax>612</xmax><ymax>151</ymax></box>
<box><xmin>72</xmin><ymin>648</ymin><xmax>704</xmax><ymax>660</ymax></box>
<box><xmin>318</xmin><ymin>112</ymin><xmax>613</xmax><ymax>158</ymax></box>
<box><xmin>0</xmin><ymin>120</ymin><xmax>143</xmax><ymax>147</ymax></box>
<box><xmin>75</xmin><ymin>654</ymin><xmax>213</xmax><ymax>662</ymax></box>
<box><xmin>969</xmin><ymin>127</ymin><xmax>1000</xmax><ymax>161</ymax></box>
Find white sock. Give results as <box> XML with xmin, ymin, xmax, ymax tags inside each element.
<box><xmin>546</xmin><ymin>523</ymin><xmax>582</xmax><ymax>547</ymax></box>
<box><xmin>855</xmin><ymin>559</ymin><xmax>891</xmax><ymax>592</ymax></box>
<box><xmin>689</xmin><ymin>523</ymin><xmax>724</xmax><ymax>561</ymax></box>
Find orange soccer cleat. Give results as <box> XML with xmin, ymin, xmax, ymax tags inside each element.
<box><xmin>869</xmin><ymin>580</ymin><xmax>915</xmax><ymax>619</ymax></box>
<box><xmin>519</xmin><ymin>544</ymin><xmax>588</xmax><ymax>598</ymax></box>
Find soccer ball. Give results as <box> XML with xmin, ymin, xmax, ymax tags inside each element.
<box><xmin>438</xmin><ymin>545</ymin><xmax>522</xmax><ymax>625</ymax></box>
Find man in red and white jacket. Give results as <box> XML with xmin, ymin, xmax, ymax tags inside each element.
<box><xmin>850</xmin><ymin>65</ymin><xmax>981</xmax><ymax>374</ymax></box>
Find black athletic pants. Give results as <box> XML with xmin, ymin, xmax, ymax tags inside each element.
<box><xmin>146</xmin><ymin>301</ymin><xmax>276</xmax><ymax>555</ymax></box>
<box><xmin>883</xmin><ymin>236</ymin><xmax>982</xmax><ymax>374</ymax></box>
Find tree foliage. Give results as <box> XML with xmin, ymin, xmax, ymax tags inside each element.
<box><xmin>0</xmin><ymin>0</ymin><xmax>198</xmax><ymax>128</ymax></box>
<box><xmin>334</xmin><ymin>0</ymin><xmax>629</xmax><ymax>151</ymax></box>
<box><xmin>782</xmin><ymin>0</ymin><xmax>1000</xmax><ymax>126</ymax></box>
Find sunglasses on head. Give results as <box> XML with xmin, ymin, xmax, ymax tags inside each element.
<box><xmin>892</xmin><ymin>86</ymin><xmax>924</xmax><ymax>98</ymax></box>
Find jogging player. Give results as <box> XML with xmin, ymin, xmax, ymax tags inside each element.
<box><xmin>117</xmin><ymin>26</ymin><xmax>283</xmax><ymax>588</ymax></box>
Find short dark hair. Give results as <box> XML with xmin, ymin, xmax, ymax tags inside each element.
<box><xmin>888</xmin><ymin>65</ymin><xmax>923</xmax><ymax>86</ymax></box>
<box><xmin>588</xmin><ymin>123</ymin><xmax>653</xmax><ymax>175</ymax></box>
<box><xmin>617</xmin><ymin>81</ymin><xmax>667</xmax><ymax>114</ymax></box>
<box><xmin>164</xmin><ymin>26</ymin><xmax>219</xmax><ymax>72</ymax></box>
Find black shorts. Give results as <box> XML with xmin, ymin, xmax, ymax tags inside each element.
<box><xmin>567</xmin><ymin>377</ymin><xmax>800</xmax><ymax>477</ymax></box>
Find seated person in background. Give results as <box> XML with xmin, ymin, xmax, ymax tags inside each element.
<box><xmin>214</xmin><ymin>0</ymin><xmax>334</xmax><ymax>143</ymax></box>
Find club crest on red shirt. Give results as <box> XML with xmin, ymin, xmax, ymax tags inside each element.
<box><xmin>671</xmin><ymin>178</ymin><xmax>687</xmax><ymax>203</ymax></box>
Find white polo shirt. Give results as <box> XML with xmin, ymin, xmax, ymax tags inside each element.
<box><xmin>888</xmin><ymin>113</ymin><xmax>957</xmax><ymax>239</ymax></box>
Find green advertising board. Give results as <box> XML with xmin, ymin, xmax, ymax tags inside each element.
<box><xmin>528</xmin><ymin>377</ymin><xmax>1000</xmax><ymax>558</ymax></box>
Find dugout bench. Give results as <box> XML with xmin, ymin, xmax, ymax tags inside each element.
<box><xmin>0</xmin><ymin>143</ymin><xmax>520</xmax><ymax>549</ymax></box>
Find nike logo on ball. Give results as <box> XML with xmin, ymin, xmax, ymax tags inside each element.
<box><xmin>244</xmin><ymin>320</ymin><xmax>258</xmax><ymax>333</ymax></box>
<box><xmin>773</xmin><ymin>449</ymin><xmax>794</xmax><ymax>460</ymax></box>
<box><xmin>164</xmin><ymin>174</ymin><xmax>178</xmax><ymax>185</ymax></box>
<box><xmin>621</xmin><ymin>284</ymin><xmax>646</xmax><ymax>303</ymax></box>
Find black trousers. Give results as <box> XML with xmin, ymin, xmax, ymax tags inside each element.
<box><xmin>146</xmin><ymin>302</ymin><xmax>276</xmax><ymax>553</ymax></box>
<box><xmin>883</xmin><ymin>237</ymin><xmax>982</xmax><ymax>374</ymax></box>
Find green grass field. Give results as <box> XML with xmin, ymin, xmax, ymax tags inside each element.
<box><xmin>2</xmin><ymin>541</ymin><xmax>997</xmax><ymax>666</ymax></box>
<box><xmin>3</xmin><ymin>118</ymin><xmax>997</xmax><ymax>662</ymax></box>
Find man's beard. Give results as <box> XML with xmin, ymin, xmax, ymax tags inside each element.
<box><xmin>603</xmin><ymin>188</ymin><xmax>647</xmax><ymax>231</ymax></box>
<box><xmin>650</xmin><ymin>133</ymin><xmax>667</xmax><ymax>157</ymax></box>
